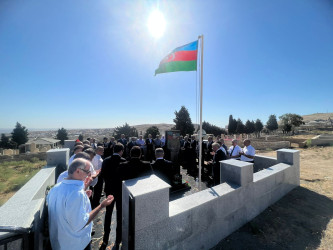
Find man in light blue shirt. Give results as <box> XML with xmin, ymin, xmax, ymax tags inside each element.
<box><xmin>47</xmin><ymin>158</ymin><xmax>114</xmax><ymax>250</ymax></box>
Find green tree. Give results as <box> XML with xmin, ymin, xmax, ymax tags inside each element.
<box><xmin>202</xmin><ymin>121</ymin><xmax>226</xmax><ymax>136</ymax></box>
<box><xmin>279</xmin><ymin>113</ymin><xmax>304</xmax><ymax>135</ymax></box>
<box><xmin>254</xmin><ymin>119</ymin><xmax>264</xmax><ymax>138</ymax></box>
<box><xmin>144</xmin><ymin>126</ymin><xmax>160</xmax><ymax>138</ymax></box>
<box><xmin>172</xmin><ymin>106</ymin><xmax>195</xmax><ymax>136</ymax></box>
<box><xmin>236</xmin><ymin>119</ymin><xmax>245</xmax><ymax>134</ymax></box>
<box><xmin>266</xmin><ymin>114</ymin><xmax>278</xmax><ymax>133</ymax></box>
<box><xmin>245</xmin><ymin>120</ymin><xmax>256</xmax><ymax>134</ymax></box>
<box><xmin>114</xmin><ymin>123</ymin><xmax>138</xmax><ymax>139</ymax></box>
<box><xmin>281</xmin><ymin>123</ymin><xmax>292</xmax><ymax>134</ymax></box>
<box><xmin>78</xmin><ymin>134</ymin><xmax>84</xmax><ymax>141</ymax></box>
<box><xmin>56</xmin><ymin>127</ymin><xmax>68</xmax><ymax>145</ymax></box>
<box><xmin>228</xmin><ymin>115</ymin><xmax>237</xmax><ymax>135</ymax></box>
<box><xmin>11</xmin><ymin>122</ymin><xmax>28</xmax><ymax>147</ymax></box>
<box><xmin>0</xmin><ymin>134</ymin><xmax>10</xmax><ymax>148</ymax></box>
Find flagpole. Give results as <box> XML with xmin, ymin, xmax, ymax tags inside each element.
<box><xmin>198</xmin><ymin>35</ymin><xmax>204</xmax><ymax>190</ymax></box>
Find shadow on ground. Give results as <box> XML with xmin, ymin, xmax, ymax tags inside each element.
<box><xmin>212</xmin><ymin>186</ymin><xmax>333</xmax><ymax>250</ymax></box>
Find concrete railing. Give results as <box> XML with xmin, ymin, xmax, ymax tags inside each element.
<box><xmin>310</xmin><ymin>134</ymin><xmax>333</xmax><ymax>146</ymax></box>
<box><xmin>122</xmin><ymin>149</ymin><xmax>300</xmax><ymax>250</ymax></box>
<box><xmin>0</xmin><ymin>149</ymin><xmax>69</xmax><ymax>250</ymax></box>
<box><xmin>253</xmin><ymin>155</ymin><xmax>278</xmax><ymax>172</ymax></box>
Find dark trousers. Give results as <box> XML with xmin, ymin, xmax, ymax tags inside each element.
<box><xmin>103</xmin><ymin>191</ymin><xmax>122</xmax><ymax>244</ymax></box>
<box><xmin>91</xmin><ymin>177</ymin><xmax>104</xmax><ymax>209</ymax></box>
<box><xmin>213</xmin><ymin>165</ymin><xmax>220</xmax><ymax>185</ymax></box>
<box><xmin>146</xmin><ymin>149</ymin><xmax>154</xmax><ymax>162</ymax></box>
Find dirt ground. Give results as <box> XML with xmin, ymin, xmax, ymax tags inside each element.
<box><xmin>213</xmin><ymin>146</ymin><xmax>333</xmax><ymax>250</ymax></box>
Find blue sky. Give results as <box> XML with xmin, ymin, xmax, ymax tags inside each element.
<box><xmin>1</xmin><ymin>0</ymin><xmax>332</xmax><ymax>130</ymax></box>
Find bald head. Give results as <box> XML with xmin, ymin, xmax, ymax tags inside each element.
<box><xmin>68</xmin><ymin>158</ymin><xmax>89</xmax><ymax>175</ymax></box>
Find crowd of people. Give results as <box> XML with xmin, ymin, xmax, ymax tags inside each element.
<box><xmin>46</xmin><ymin>134</ymin><xmax>255</xmax><ymax>250</ymax></box>
<box><xmin>178</xmin><ymin>135</ymin><xmax>256</xmax><ymax>185</ymax></box>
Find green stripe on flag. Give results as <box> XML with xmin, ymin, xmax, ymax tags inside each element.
<box><xmin>155</xmin><ymin>60</ymin><xmax>197</xmax><ymax>75</ymax></box>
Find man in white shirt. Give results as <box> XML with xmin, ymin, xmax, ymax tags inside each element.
<box><xmin>136</xmin><ymin>135</ymin><xmax>145</xmax><ymax>158</ymax></box>
<box><xmin>240</xmin><ymin>139</ymin><xmax>255</xmax><ymax>163</ymax></box>
<box><xmin>228</xmin><ymin>139</ymin><xmax>242</xmax><ymax>160</ymax></box>
<box><xmin>47</xmin><ymin>159</ymin><xmax>114</xmax><ymax>250</ymax></box>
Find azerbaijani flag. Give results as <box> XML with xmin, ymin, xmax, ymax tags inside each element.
<box><xmin>155</xmin><ymin>40</ymin><xmax>198</xmax><ymax>75</ymax></box>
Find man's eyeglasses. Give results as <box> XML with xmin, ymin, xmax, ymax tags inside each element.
<box><xmin>79</xmin><ymin>168</ymin><xmax>91</xmax><ymax>174</ymax></box>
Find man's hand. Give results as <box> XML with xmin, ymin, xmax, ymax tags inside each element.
<box><xmin>84</xmin><ymin>176</ymin><xmax>93</xmax><ymax>190</ymax></box>
<box><xmin>92</xmin><ymin>169</ymin><xmax>101</xmax><ymax>179</ymax></box>
<box><xmin>85</xmin><ymin>190</ymin><xmax>92</xmax><ymax>198</ymax></box>
<box><xmin>100</xmin><ymin>195</ymin><xmax>114</xmax><ymax>208</ymax></box>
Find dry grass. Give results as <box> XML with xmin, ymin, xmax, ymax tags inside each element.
<box><xmin>242</xmin><ymin>146</ymin><xmax>333</xmax><ymax>250</ymax></box>
<box><xmin>0</xmin><ymin>158</ymin><xmax>46</xmax><ymax>206</ymax></box>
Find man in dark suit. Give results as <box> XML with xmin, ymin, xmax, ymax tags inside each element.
<box><xmin>104</xmin><ymin>137</ymin><xmax>116</xmax><ymax>159</ymax></box>
<box><xmin>206</xmin><ymin>136</ymin><xmax>214</xmax><ymax>161</ymax></box>
<box><xmin>118</xmin><ymin>134</ymin><xmax>127</xmax><ymax>158</ymax></box>
<box><xmin>188</xmin><ymin>135</ymin><xmax>198</xmax><ymax>175</ymax></box>
<box><xmin>119</xmin><ymin>146</ymin><xmax>153</xmax><ymax>181</ymax></box>
<box><xmin>212</xmin><ymin>142</ymin><xmax>227</xmax><ymax>185</ymax></box>
<box><xmin>151</xmin><ymin>148</ymin><xmax>175</xmax><ymax>185</ymax></box>
<box><xmin>145</xmin><ymin>134</ymin><xmax>154</xmax><ymax>162</ymax></box>
<box><xmin>179</xmin><ymin>136</ymin><xmax>185</xmax><ymax>148</ymax></box>
<box><xmin>181</xmin><ymin>135</ymin><xmax>190</xmax><ymax>169</ymax></box>
<box><xmin>126</xmin><ymin>137</ymin><xmax>136</xmax><ymax>158</ymax></box>
<box><xmin>100</xmin><ymin>143</ymin><xmax>127</xmax><ymax>249</ymax></box>
<box><xmin>220</xmin><ymin>138</ymin><xmax>229</xmax><ymax>158</ymax></box>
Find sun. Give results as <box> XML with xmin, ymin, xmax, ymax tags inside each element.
<box><xmin>147</xmin><ymin>10</ymin><xmax>166</xmax><ymax>39</ymax></box>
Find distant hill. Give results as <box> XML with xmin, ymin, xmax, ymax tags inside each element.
<box><xmin>302</xmin><ymin>113</ymin><xmax>333</xmax><ymax>122</ymax></box>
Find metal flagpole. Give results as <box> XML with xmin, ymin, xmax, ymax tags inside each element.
<box><xmin>198</xmin><ymin>35</ymin><xmax>204</xmax><ymax>190</ymax></box>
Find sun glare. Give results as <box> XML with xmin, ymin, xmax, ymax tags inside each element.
<box><xmin>147</xmin><ymin>10</ymin><xmax>166</xmax><ymax>39</ymax></box>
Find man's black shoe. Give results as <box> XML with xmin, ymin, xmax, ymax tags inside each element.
<box><xmin>112</xmin><ymin>243</ymin><xmax>120</xmax><ymax>250</ymax></box>
<box><xmin>99</xmin><ymin>242</ymin><xmax>107</xmax><ymax>250</ymax></box>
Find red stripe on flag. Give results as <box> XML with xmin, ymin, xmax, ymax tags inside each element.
<box><xmin>160</xmin><ymin>50</ymin><xmax>197</xmax><ymax>64</ymax></box>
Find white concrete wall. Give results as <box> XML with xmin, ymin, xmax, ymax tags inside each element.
<box><xmin>122</xmin><ymin>149</ymin><xmax>300</xmax><ymax>250</ymax></box>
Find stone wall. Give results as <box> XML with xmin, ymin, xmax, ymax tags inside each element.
<box><xmin>122</xmin><ymin>149</ymin><xmax>300</xmax><ymax>250</ymax></box>
<box><xmin>250</xmin><ymin>140</ymin><xmax>290</xmax><ymax>150</ymax></box>
<box><xmin>310</xmin><ymin>134</ymin><xmax>333</xmax><ymax>146</ymax></box>
<box><xmin>0</xmin><ymin>149</ymin><xmax>19</xmax><ymax>156</ymax></box>
<box><xmin>253</xmin><ymin>155</ymin><xmax>278</xmax><ymax>172</ymax></box>
<box><xmin>64</xmin><ymin>140</ymin><xmax>76</xmax><ymax>153</ymax></box>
